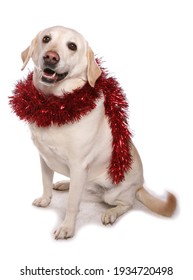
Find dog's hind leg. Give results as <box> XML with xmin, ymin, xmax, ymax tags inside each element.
<box><xmin>101</xmin><ymin>184</ymin><xmax>137</xmax><ymax>225</ymax></box>
<box><xmin>101</xmin><ymin>204</ymin><xmax>132</xmax><ymax>225</ymax></box>
<box><xmin>53</xmin><ymin>180</ymin><xmax>70</xmax><ymax>191</ymax></box>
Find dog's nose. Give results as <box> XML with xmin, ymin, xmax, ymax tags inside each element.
<box><xmin>43</xmin><ymin>51</ymin><xmax>60</xmax><ymax>65</ymax></box>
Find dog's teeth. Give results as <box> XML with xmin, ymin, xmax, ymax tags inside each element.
<box><xmin>43</xmin><ymin>72</ymin><xmax>56</xmax><ymax>79</ymax></box>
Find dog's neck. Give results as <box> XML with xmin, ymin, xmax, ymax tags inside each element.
<box><xmin>33</xmin><ymin>68</ymin><xmax>87</xmax><ymax>96</ymax></box>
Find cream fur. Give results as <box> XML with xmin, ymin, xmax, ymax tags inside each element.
<box><xmin>21</xmin><ymin>26</ymin><xmax>176</xmax><ymax>239</ymax></box>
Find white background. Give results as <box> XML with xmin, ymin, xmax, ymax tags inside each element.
<box><xmin>0</xmin><ymin>0</ymin><xmax>193</xmax><ymax>279</ymax></box>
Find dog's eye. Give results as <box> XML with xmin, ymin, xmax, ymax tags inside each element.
<box><xmin>67</xmin><ymin>42</ymin><xmax>77</xmax><ymax>51</ymax></box>
<box><xmin>42</xmin><ymin>35</ymin><xmax>51</xmax><ymax>43</ymax></box>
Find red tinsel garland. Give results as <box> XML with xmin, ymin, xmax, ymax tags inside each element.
<box><xmin>9</xmin><ymin>67</ymin><xmax>132</xmax><ymax>184</ymax></box>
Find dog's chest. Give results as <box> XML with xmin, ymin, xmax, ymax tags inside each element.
<box><xmin>29</xmin><ymin>98</ymin><xmax>112</xmax><ymax>175</ymax></box>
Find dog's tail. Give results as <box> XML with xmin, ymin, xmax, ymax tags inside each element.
<box><xmin>136</xmin><ymin>187</ymin><xmax>177</xmax><ymax>217</ymax></box>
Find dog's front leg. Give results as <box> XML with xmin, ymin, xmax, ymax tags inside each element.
<box><xmin>33</xmin><ymin>156</ymin><xmax>54</xmax><ymax>207</ymax></box>
<box><xmin>54</xmin><ymin>166</ymin><xmax>87</xmax><ymax>239</ymax></box>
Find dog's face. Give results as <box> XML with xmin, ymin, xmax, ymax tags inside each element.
<box><xmin>21</xmin><ymin>26</ymin><xmax>101</xmax><ymax>94</ymax></box>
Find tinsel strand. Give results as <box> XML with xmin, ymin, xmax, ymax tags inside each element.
<box><xmin>100</xmin><ymin>75</ymin><xmax>132</xmax><ymax>184</ymax></box>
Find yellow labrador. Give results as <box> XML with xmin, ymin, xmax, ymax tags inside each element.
<box><xmin>21</xmin><ymin>26</ymin><xmax>176</xmax><ymax>239</ymax></box>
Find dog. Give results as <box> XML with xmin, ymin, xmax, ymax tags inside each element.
<box><xmin>20</xmin><ymin>26</ymin><xmax>176</xmax><ymax>239</ymax></box>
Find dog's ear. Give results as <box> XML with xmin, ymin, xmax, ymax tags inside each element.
<box><xmin>21</xmin><ymin>37</ymin><xmax>37</xmax><ymax>70</ymax></box>
<box><xmin>87</xmin><ymin>47</ymin><xmax>101</xmax><ymax>87</ymax></box>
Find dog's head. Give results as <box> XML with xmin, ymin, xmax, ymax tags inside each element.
<box><xmin>21</xmin><ymin>26</ymin><xmax>101</xmax><ymax>94</ymax></box>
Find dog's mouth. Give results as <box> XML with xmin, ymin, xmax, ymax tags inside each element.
<box><xmin>41</xmin><ymin>68</ymin><xmax>68</xmax><ymax>84</ymax></box>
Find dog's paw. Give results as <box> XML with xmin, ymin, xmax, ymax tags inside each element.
<box><xmin>53</xmin><ymin>180</ymin><xmax>70</xmax><ymax>191</ymax></box>
<box><xmin>32</xmin><ymin>196</ymin><xmax>51</xmax><ymax>207</ymax></box>
<box><xmin>54</xmin><ymin>224</ymin><xmax>75</xmax><ymax>239</ymax></box>
<box><xmin>101</xmin><ymin>209</ymin><xmax>118</xmax><ymax>225</ymax></box>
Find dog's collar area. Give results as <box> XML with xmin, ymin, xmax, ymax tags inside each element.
<box><xmin>42</xmin><ymin>68</ymin><xmax>68</xmax><ymax>84</ymax></box>
<box><xmin>10</xmin><ymin>64</ymin><xmax>132</xmax><ymax>185</ymax></box>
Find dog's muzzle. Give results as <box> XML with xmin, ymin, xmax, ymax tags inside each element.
<box><xmin>41</xmin><ymin>50</ymin><xmax>68</xmax><ymax>84</ymax></box>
